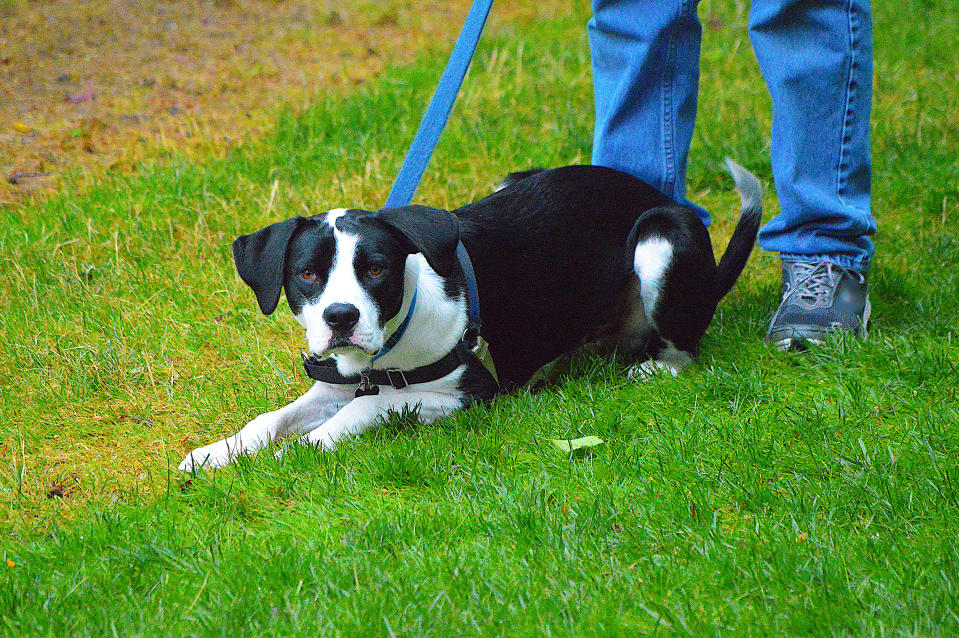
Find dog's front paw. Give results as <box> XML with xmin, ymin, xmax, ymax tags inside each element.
<box><xmin>290</xmin><ymin>429</ymin><xmax>340</xmax><ymax>453</ymax></box>
<box><xmin>271</xmin><ymin>431</ymin><xmax>336</xmax><ymax>461</ymax></box>
<box><xmin>627</xmin><ymin>359</ymin><xmax>680</xmax><ymax>381</ymax></box>
<box><xmin>178</xmin><ymin>440</ymin><xmax>237</xmax><ymax>472</ymax></box>
<box><xmin>301</xmin><ymin>429</ymin><xmax>340</xmax><ymax>451</ymax></box>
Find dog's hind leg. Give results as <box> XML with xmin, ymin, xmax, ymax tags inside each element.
<box><xmin>618</xmin><ymin>305</ymin><xmax>693</xmax><ymax>379</ymax></box>
<box><xmin>622</xmin><ymin>210</ymin><xmax>711</xmax><ymax>379</ymax></box>
<box><xmin>627</xmin><ymin>336</ymin><xmax>693</xmax><ymax>379</ymax></box>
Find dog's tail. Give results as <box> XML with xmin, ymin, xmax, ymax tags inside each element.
<box><xmin>715</xmin><ymin>158</ymin><xmax>763</xmax><ymax>300</ymax></box>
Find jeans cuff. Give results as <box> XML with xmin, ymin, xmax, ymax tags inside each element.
<box><xmin>780</xmin><ymin>252</ymin><xmax>870</xmax><ymax>273</ymax></box>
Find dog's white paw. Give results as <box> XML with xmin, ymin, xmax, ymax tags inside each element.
<box><xmin>178</xmin><ymin>440</ymin><xmax>236</xmax><ymax>472</ymax></box>
<box><xmin>272</xmin><ymin>432</ymin><xmax>337</xmax><ymax>460</ymax></box>
<box><xmin>272</xmin><ymin>443</ymin><xmax>297</xmax><ymax>461</ymax></box>
<box><xmin>300</xmin><ymin>430</ymin><xmax>339</xmax><ymax>451</ymax></box>
<box><xmin>627</xmin><ymin>359</ymin><xmax>680</xmax><ymax>381</ymax></box>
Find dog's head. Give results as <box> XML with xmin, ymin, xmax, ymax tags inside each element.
<box><xmin>232</xmin><ymin>206</ymin><xmax>460</xmax><ymax>361</ymax></box>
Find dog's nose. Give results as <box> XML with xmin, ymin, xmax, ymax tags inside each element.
<box><xmin>323</xmin><ymin>303</ymin><xmax>360</xmax><ymax>332</ymax></box>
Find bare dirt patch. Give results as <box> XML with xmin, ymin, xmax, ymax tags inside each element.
<box><xmin>0</xmin><ymin>0</ymin><xmax>488</xmax><ymax>206</ymax></box>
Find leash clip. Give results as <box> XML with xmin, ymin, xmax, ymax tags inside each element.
<box><xmin>355</xmin><ymin>370</ymin><xmax>380</xmax><ymax>398</ymax></box>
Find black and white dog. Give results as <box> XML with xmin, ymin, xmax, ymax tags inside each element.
<box><xmin>179</xmin><ymin>160</ymin><xmax>761</xmax><ymax>471</ymax></box>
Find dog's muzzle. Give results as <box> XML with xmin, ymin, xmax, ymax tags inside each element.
<box><xmin>323</xmin><ymin>303</ymin><xmax>361</xmax><ymax>334</ymax></box>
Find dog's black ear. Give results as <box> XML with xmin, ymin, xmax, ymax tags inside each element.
<box><xmin>372</xmin><ymin>205</ymin><xmax>460</xmax><ymax>277</ymax></box>
<box><xmin>232</xmin><ymin>217</ymin><xmax>307</xmax><ymax>315</ymax></box>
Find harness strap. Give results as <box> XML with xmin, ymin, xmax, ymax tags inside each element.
<box><xmin>370</xmin><ymin>287</ymin><xmax>418</xmax><ymax>364</ymax></box>
<box><xmin>456</xmin><ymin>240</ymin><xmax>482</xmax><ymax>335</ymax></box>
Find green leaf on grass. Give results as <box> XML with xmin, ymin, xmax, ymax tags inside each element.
<box><xmin>550</xmin><ymin>436</ymin><xmax>604</xmax><ymax>455</ymax></box>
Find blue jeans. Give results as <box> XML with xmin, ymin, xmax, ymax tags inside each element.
<box><xmin>589</xmin><ymin>0</ymin><xmax>876</xmax><ymax>272</ymax></box>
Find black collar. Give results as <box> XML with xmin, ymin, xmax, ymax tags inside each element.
<box><xmin>302</xmin><ymin>240</ymin><xmax>492</xmax><ymax>397</ymax></box>
<box><xmin>302</xmin><ymin>339</ymin><xmax>477</xmax><ymax>396</ymax></box>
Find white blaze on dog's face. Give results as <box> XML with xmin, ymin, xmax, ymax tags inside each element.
<box><xmin>232</xmin><ymin>204</ymin><xmax>459</xmax><ymax>372</ymax></box>
<box><xmin>283</xmin><ymin>209</ymin><xmax>413</xmax><ymax>361</ymax></box>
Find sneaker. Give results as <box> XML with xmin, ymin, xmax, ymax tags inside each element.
<box><xmin>765</xmin><ymin>259</ymin><xmax>871</xmax><ymax>351</ymax></box>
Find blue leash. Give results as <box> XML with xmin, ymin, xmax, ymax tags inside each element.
<box><xmin>383</xmin><ymin>0</ymin><xmax>492</xmax><ymax>332</ymax></box>
<box><xmin>383</xmin><ymin>0</ymin><xmax>494</xmax><ymax>209</ymax></box>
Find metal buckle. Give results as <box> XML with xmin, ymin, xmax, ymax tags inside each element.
<box><xmin>385</xmin><ymin>369</ymin><xmax>409</xmax><ymax>389</ymax></box>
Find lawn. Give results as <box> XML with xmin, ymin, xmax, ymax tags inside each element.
<box><xmin>2</xmin><ymin>0</ymin><xmax>958</xmax><ymax>635</ymax></box>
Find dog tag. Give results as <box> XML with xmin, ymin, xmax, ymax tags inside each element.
<box><xmin>355</xmin><ymin>385</ymin><xmax>380</xmax><ymax>398</ymax></box>
<box><xmin>355</xmin><ymin>371</ymin><xmax>380</xmax><ymax>397</ymax></box>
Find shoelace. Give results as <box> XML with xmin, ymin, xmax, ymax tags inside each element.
<box><xmin>784</xmin><ymin>261</ymin><xmax>862</xmax><ymax>306</ymax></box>
<box><xmin>783</xmin><ymin>261</ymin><xmax>848</xmax><ymax>304</ymax></box>
<box><xmin>766</xmin><ymin>260</ymin><xmax>865</xmax><ymax>336</ymax></box>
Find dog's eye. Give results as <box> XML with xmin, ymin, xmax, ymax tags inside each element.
<box><xmin>299</xmin><ymin>269</ymin><xmax>317</xmax><ymax>282</ymax></box>
<box><xmin>367</xmin><ymin>263</ymin><xmax>384</xmax><ymax>277</ymax></box>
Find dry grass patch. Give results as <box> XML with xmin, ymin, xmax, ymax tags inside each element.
<box><xmin>1</xmin><ymin>0</ymin><xmax>568</xmax><ymax>205</ymax></box>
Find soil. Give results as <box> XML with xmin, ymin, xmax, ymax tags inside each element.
<box><xmin>0</xmin><ymin>0</ymin><xmax>482</xmax><ymax>206</ymax></box>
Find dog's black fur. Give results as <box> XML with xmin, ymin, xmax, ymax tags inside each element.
<box><xmin>465</xmin><ymin>166</ymin><xmax>673</xmax><ymax>387</ymax></box>
<box><xmin>456</xmin><ymin>163</ymin><xmax>760</xmax><ymax>389</ymax></box>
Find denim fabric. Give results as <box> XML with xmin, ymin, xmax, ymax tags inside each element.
<box><xmin>588</xmin><ymin>0</ymin><xmax>710</xmax><ymax>222</ymax></box>
<box><xmin>589</xmin><ymin>0</ymin><xmax>877</xmax><ymax>271</ymax></box>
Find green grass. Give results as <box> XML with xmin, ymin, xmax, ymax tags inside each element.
<box><xmin>3</xmin><ymin>0</ymin><xmax>959</xmax><ymax>634</ymax></box>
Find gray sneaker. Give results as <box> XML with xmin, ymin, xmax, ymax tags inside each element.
<box><xmin>765</xmin><ymin>259</ymin><xmax>871</xmax><ymax>351</ymax></box>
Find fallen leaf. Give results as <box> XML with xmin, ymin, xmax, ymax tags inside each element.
<box><xmin>12</xmin><ymin>122</ymin><xmax>33</xmax><ymax>133</ymax></box>
<box><xmin>5</xmin><ymin>558</ymin><xmax>14</xmax><ymax>568</ymax></box>
<box><xmin>551</xmin><ymin>436</ymin><xmax>604</xmax><ymax>456</ymax></box>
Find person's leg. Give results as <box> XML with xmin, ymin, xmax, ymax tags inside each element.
<box><xmin>749</xmin><ymin>0</ymin><xmax>876</xmax><ymax>347</ymax></box>
<box><xmin>589</xmin><ymin>0</ymin><xmax>709</xmax><ymax>224</ymax></box>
